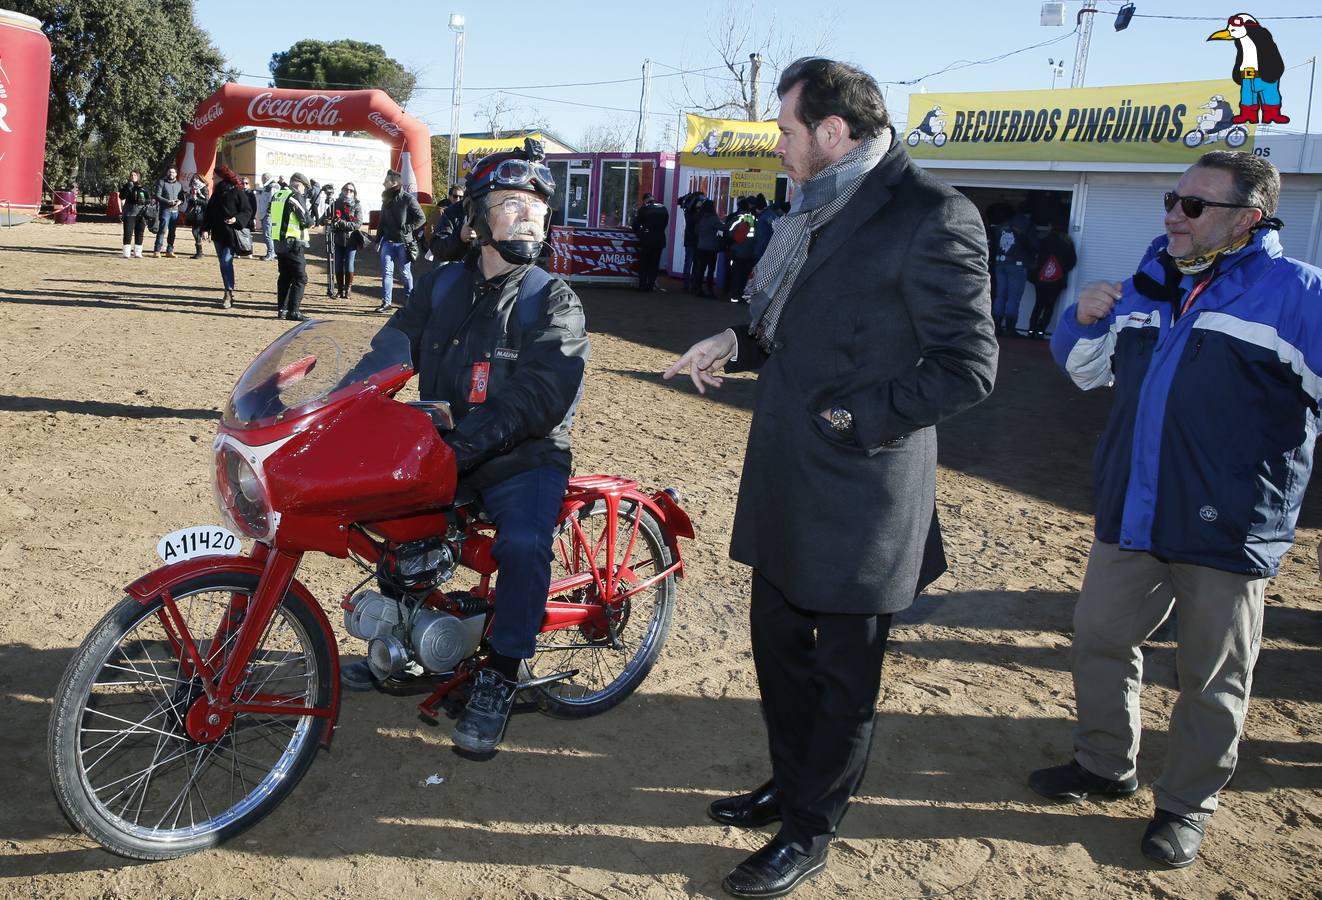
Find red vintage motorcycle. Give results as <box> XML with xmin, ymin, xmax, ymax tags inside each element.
<box><xmin>47</xmin><ymin>320</ymin><xmax>692</xmax><ymax>860</ymax></box>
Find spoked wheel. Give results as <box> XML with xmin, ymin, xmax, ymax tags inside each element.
<box><xmin>48</xmin><ymin>572</ymin><xmax>333</xmax><ymax>859</ymax></box>
<box><xmin>531</xmin><ymin>499</ymin><xmax>675</xmax><ymax>718</ymax></box>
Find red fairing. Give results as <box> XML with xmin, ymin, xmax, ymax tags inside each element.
<box><xmin>260</xmin><ymin>393</ymin><xmax>457</xmax><ymax>556</ymax></box>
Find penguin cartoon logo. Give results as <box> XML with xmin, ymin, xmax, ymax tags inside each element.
<box><xmin>1207</xmin><ymin>13</ymin><xmax>1290</xmax><ymax>125</ymax></box>
<box><xmin>1182</xmin><ymin>94</ymin><xmax>1249</xmax><ymax>148</ymax></box>
<box><xmin>904</xmin><ymin>106</ymin><xmax>948</xmax><ymax>149</ymax></box>
<box><xmin>696</xmin><ymin>129</ymin><xmax>722</xmax><ymax>157</ymax></box>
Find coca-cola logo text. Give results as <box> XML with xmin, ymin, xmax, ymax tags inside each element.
<box><xmin>191</xmin><ymin>102</ymin><xmax>223</xmax><ymax>131</ymax></box>
<box><xmin>246</xmin><ymin>92</ymin><xmax>344</xmax><ymax>127</ymax></box>
<box><xmin>368</xmin><ymin>112</ymin><xmax>402</xmax><ymax>137</ymax></box>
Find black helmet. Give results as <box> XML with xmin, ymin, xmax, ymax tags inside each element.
<box><xmin>464</xmin><ymin>137</ymin><xmax>557</xmax><ymax>265</ymax></box>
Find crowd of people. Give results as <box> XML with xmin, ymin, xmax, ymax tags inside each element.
<box><xmin>114</xmin><ymin>165</ymin><xmax>432</xmax><ymax>317</ymax></box>
<box><xmin>674</xmin><ymin>190</ymin><xmax>790</xmax><ymax>301</ymax></box>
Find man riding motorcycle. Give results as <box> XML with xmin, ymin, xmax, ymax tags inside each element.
<box><xmin>342</xmin><ymin>139</ymin><xmax>590</xmax><ymax>755</ymax></box>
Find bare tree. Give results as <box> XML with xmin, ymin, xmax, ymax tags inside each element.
<box><xmin>476</xmin><ymin>94</ymin><xmax>520</xmax><ymax>139</ymax></box>
<box><xmin>578</xmin><ymin>118</ymin><xmax>632</xmax><ymax>153</ymax></box>
<box><xmin>670</xmin><ymin>1</ymin><xmax>836</xmax><ymax>121</ymax></box>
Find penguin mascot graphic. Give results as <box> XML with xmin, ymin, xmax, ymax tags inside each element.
<box><xmin>1207</xmin><ymin>13</ymin><xmax>1289</xmax><ymax>124</ymax></box>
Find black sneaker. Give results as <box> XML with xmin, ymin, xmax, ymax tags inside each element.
<box><xmin>453</xmin><ymin>669</ymin><xmax>517</xmax><ymax>753</ymax></box>
<box><xmin>1141</xmin><ymin>809</ymin><xmax>1205</xmax><ymax>868</ymax></box>
<box><xmin>1028</xmin><ymin>759</ymin><xmax>1139</xmax><ymax>802</ymax></box>
<box><xmin>375</xmin><ymin>302</ymin><xmax>393</xmax><ymax>314</ymax></box>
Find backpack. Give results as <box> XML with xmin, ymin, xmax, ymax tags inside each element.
<box><xmin>730</xmin><ymin>214</ymin><xmax>754</xmax><ymax>245</ymax></box>
<box><xmin>1036</xmin><ymin>253</ymin><xmax>1064</xmax><ymax>283</ymax></box>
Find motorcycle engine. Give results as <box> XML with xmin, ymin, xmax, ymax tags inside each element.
<box><xmin>344</xmin><ymin>589</ymin><xmax>486</xmax><ymax>680</ymax></box>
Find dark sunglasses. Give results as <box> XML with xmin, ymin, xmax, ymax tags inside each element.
<box><xmin>1163</xmin><ymin>191</ymin><xmax>1256</xmax><ymax>218</ymax></box>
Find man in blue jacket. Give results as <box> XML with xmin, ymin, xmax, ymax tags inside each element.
<box><xmin>1030</xmin><ymin>151</ymin><xmax>1321</xmax><ymax>868</ymax></box>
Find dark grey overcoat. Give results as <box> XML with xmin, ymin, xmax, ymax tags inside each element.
<box><xmin>726</xmin><ymin>138</ymin><xmax>997</xmax><ymax>614</ymax></box>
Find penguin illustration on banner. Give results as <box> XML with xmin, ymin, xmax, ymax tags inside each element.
<box><xmin>1207</xmin><ymin>13</ymin><xmax>1289</xmax><ymax>125</ymax></box>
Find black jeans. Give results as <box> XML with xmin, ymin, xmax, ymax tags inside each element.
<box><xmin>750</xmin><ymin>570</ymin><xmax>893</xmax><ymax>854</ymax></box>
<box><xmin>121</xmin><ymin>213</ymin><xmax>146</xmax><ymax>245</ymax></box>
<box><xmin>276</xmin><ymin>244</ymin><xmax>307</xmax><ymax>314</ymax></box>
<box><xmin>1029</xmin><ymin>281</ymin><xmax>1066</xmax><ymax>334</ymax></box>
<box><xmin>728</xmin><ymin>257</ymin><xmax>754</xmax><ymax>301</ymax></box>
<box><xmin>692</xmin><ymin>250</ymin><xmax>718</xmax><ymax>294</ymax></box>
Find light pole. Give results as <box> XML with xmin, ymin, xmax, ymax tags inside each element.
<box><xmin>447</xmin><ymin>13</ymin><xmax>466</xmax><ymax>189</ymax></box>
<box><xmin>1048</xmin><ymin>57</ymin><xmax>1065</xmax><ymax>89</ymax></box>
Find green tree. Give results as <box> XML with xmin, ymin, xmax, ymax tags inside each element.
<box><xmin>12</xmin><ymin>0</ymin><xmax>231</xmax><ymax>193</ymax></box>
<box><xmin>269</xmin><ymin>40</ymin><xmax>417</xmax><ymax>109</ymax></box>
<box><xmin>431</xmin><ymin>135</ymin><xmax>453</xmax><ymax>196</ymax></box>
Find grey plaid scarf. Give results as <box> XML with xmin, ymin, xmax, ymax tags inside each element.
<box><xmin>748</xmin><ymin>132</ymin><xmax>891</xmax><ymax>351</ymax></box>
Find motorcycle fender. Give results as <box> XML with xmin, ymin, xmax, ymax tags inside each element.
<box><xmin>125</xmin><ymin>557</ymin><xmax>341</xmax><ymax>748</ymax></box>
<box><xmin>559</xmin><ymin>490</ymin><xmax>689</xmax><ymax>578</ymax></box>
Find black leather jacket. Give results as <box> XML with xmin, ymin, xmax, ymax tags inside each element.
<box><xmin>386</xmin><ymin>259</ymin><xmax>589</xmax><ymax>489</ymax></box>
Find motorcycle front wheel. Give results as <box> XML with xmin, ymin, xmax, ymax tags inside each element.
<box><xmin>531</xmin><ymin>499</ymin><xmax>676</xmax><ymax>719</ymax></box>
<box><xmin>48</xmin><ymin>571</ymin><xmax>333</xmax><ymax>859</ymax></box>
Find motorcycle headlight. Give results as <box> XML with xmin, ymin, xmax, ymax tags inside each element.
<box><xmin>214</xmin><ymin>444</ymin><xmax>274</xmax><ymax>540</ymax></box>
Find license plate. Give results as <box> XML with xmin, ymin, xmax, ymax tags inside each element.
<box><xmin>157</xmin><ymin>525</ymin><xmax>243</xmax><ymax>564</ymax></box>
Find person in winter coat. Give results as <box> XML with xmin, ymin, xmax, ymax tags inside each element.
<box><xmin>692</xmin><ymin>200</ymin><xmax>722</xmax><ymax>298</ymax></box>
<box><xmin>679</xmin><ymin>190</ymin><xmax>706</xmax><ymax>291</ymax></box>
<box><xmin>630</xmin><ymin>193</ymin><xmax>670</xmax><ymax>292</ymax></box>
<box><xmin>202</xmin><ymin>165</ymin><xmax>254</xmax><ymax>309</ymax></box>
<box><xmin>1026</xmin><ymin>219</ymin><xmax>1077</xmax><ymax>338</ymax></box>
<box><xmin>119</xmin><ymin>170</ymin><xmax>151</xmax><ymax>258</ymax></box>
<box><xmin>257</xmin><ymin>173</ymin><xmax>279</xmax><ymax>261</ymax></box>
<box><xmin>184</xmin><ymin>174</ymin><xmax>211</xmax><ymax>259</ymax></box>
<box><xmin>329</xmin><ymin>183</ymin><xmax>364</xmax><ymax>298</ymax></box>
<box><xmin>1032</xmin><ymin>151</ymin><xmax>1322</xmax><ymax>869</ymax></box>
<box><xmin>990</xmin><ymin>206</ymin><xmax>1039</xmax><ymax>336</ymax></box>
<box><xmin>375</xmin><ymin>169</ymin><xmax>427</xmax><ymax>313</ymax></box>
<box><xmin>429</xmin><ymin>183</ymin><xmax>473</xmax><ymax>266</ymax></box>
<box><xmin>725</xmin><ymin>197</ymin><xmax>759</xmax><ymax>302</ymax></box>
<box><xmin>151</xmin><ymin>167</ymin><xmax>184</xmax><ymax>257</ymax></box>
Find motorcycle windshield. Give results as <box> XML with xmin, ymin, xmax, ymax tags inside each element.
<box><xmin>223</xmin><ymin>320</ymin><xmax>412</xmax><ymax>430</ymax></box>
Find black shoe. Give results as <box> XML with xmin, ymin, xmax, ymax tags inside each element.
<box><xmin>1141</xmin><ymin>809</ymin><xmax>1205</xmax><ymax>868</ymax></box>
<box><xmin>287</xmin><ymin>311</ymin><xmax>308</xmax><ymax>322</ymax></box>
<box><xmin>453</xmin><ymin>668</ymin><xmax>517</xmax><ymax>753</ymax></box>
<box><xmin>708</xmin><ymin>780</ymin><xmax>782</xmax><ymax>828</ymax></box>
<box><xmin>722</xmin><ymin>838</ymin><xmax>828</xmax><ymax>899</ymax></box>
<box><xmin>276</xmin><ymin>309</ymin><xmax>285</xmax><ymax>319</ymax></box>
<box><xmin>1028</xmin><ymin>759</ymin><xmax>1139</xmax><ymax>802</ymax></box>
<box><xmin>340</xmin><ymin>660</ymin><xmax>377</xmax><ymax>692</ymax></box>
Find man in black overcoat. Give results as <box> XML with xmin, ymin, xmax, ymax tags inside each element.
<box><xmin>666</xmin><ymin>57</ymin><xmax>997</xmax><ymax>898</ymax></box>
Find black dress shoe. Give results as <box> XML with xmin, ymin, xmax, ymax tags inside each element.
<box><xmin>708</xmin><ymin>780</ymin><xmax>782</xmax><ymax>828</ymax></box>
<box><xmin>722</xmin><ymin>837</ymin><xmax>828</xmax><ymax>898</ymax></box>
<box><xmin>1028</xmin><ymin>759</ymin><xmax>1139</xmax><ymax>802</ymax></box>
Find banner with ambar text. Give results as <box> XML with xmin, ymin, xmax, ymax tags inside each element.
<box><xmin>904</xmin><ymin>80</ymin><xmax>1255</xmax><ymax>163</ymax></box>
<box><xmin>457</xmin><ymin>133</ymin><xmax>546</xmax><ymax>177</ymax></box>
<box><xmin>681</xmin><ymin>113</ymin><xmax>784</xmax><ymax>171</ymax></box>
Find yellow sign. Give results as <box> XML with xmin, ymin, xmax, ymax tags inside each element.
<box><xmin>457</xmin><ymin>133</ymin><xmax>545</xmax><ymax>177</ymax></box>
<box><xmin>904</xmin><ymin>80</ymin><xmax>1255</xmax><ymax>163</ymax></box>
<box><xmin>731</xmin><ymin>169</ymin><xmax>778</xmax><ymax>198</ymax></box>
<box><xmin>681</xmin><ymin>113</ymin><xmax>784</xmax><ymax>171</ymax></box>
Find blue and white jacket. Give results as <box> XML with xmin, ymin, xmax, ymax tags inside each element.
<box><xmin>1051</xmin><ymin>229</ymin><xmax>1321</xmax><ymax>576</ymax></box>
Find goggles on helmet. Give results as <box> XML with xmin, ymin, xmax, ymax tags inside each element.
<box><xmin>471</xmin><ymin>158</ymin><xmax>556</xmax><ymax>198</ymax></box>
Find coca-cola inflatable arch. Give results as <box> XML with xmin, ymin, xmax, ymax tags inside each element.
<box><xmin>178</xmin><ymin>83</ymin><xmax>433</xmax><ymax>202</ymax></box>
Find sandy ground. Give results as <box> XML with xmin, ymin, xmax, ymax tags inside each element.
<box><xmin>0</xmin><ymin>220</ymin><xmax>1318</xmax><ymax>900</ymax></box>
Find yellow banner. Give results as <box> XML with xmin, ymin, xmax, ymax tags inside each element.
<box><xmin>904</xmin><ymin>80</ymin><xmax>1255</xmax><ymax>163</ymax></box>
<box><xmin>457</xmin><ymin>133</ymin><xmax>545</xmax><ymax>177</ymax></box>
<box><xmin>681</xmin><ymin>113</ymin><xmax>784</xmax><ymax>171</ymax></box>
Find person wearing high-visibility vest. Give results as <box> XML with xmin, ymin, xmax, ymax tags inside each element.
<box><xmin>270</xmin><ymin>172</ymin><xmax>312</xmax><ymax>320</ymax></box>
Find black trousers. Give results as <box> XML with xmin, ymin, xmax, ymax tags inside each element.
<box><xmin>276</xmin><ymin>245</ymin><xmax>307</xmax><ymax>314</ymax></box>
<box><xmin>1029</xmin><ymin>281</ymin><xmax>1065</xmax><ymax>335</ymax></box>
<box><xmin>691</xmin><ymin>250</ymin><xmax>718</xmax><ymax>293</ymax></box>
<box><xmin>637</xmin><ymin>244</ymin><xmax>663</xmax><ymax>291</ymax></box>
<box><xmin>121</xmin><ymin>213</ymin><xmax>146</xmax><ymax>245</ymax></box>
<box><xmin>728</xmin><ymin>257</ymin><xmax>754</xmax><ymax>301</ymax></box>
<box><xmin>750</xmin><ymin>570</ymin><xmax>893</xmax><ymax>854</ymax></box>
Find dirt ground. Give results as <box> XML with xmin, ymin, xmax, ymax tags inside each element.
<box><xmin>0</xmin><ymin>220</ymin><xmax>1318</xmax><ymax>900</ymax></box>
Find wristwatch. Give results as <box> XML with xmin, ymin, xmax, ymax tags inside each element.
<box><xmin>828</xmin><ymin>407</ymin><xmax>854</xmax><ymax>434</ymax></box>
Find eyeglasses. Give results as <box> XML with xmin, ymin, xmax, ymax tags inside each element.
<box><xmin>494</xmin><ymin>196</ymin><xmax>549</xmax><ymax>217</ymax></box>
<box><xmin>1163</xmin><ymin>191</ymin><xmax>1256</xmax><ymax>218</ymax></box>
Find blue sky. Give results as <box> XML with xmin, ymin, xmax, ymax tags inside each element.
<box><xmin>195</xmin><ymin>0</ymin><xmax>1322</xmax><ymax>148</ymax></box>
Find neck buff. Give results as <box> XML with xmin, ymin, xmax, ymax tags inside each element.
<box><xmin>1171</xmin><ymin>232</ymin><xmax>1252</xmax><ymax>275</ymax></box>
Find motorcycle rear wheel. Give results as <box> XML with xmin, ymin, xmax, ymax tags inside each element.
<box><xmin>531</xmin><ymin>499</ymin><xmax>675</xmax><ymax>719</ymax></box>
<box><xmin>48</xmin><ymin>572</ymin><xmax>332</xmax><ymax>859</ymax></box>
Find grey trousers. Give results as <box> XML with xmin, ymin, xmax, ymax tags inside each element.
<box><xmin>1071</xmin><ymin>540</ymin><xmax>1267</xmax><ymax>821</ymax></box>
